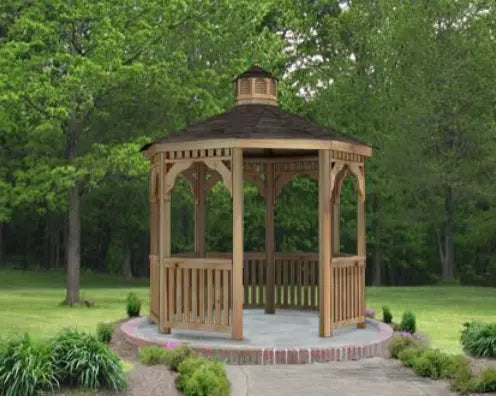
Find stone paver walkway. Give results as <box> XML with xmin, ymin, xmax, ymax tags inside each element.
<box><xmin>227</xmin><ymin>357</ymin><xmax>455</xmax><ymax>396</ymax></box>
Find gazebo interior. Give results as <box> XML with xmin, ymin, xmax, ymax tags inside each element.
<box><xmin>142</xmin><ymin>66</ymin><xmax>372</xmax><ymax>340</ymax></box>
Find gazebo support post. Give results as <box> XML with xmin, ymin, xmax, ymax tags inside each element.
<box><xmin>232</xmin><ymin>148</ymin><xmax>244</xmax><ymax>340</ymax></box>
<box><xmin>332</xmin><ymin>200</ymin><xmax>340</xmax><ymax>255</ymax></box>
<box><xmin>195</xmin><ymin>163</ymin><xmax>206</xmax><ymax>257</ymax></box>
<box><xmin>159</xmin><ymin>153</ymin><xmax>171</xmax><ymax>334</ymax></box>
<box><xmin>357</xmin><ymin>188</ymin><xmax>366</xmax><ymax>329</ymax></box>
<box><xmin>265</xmin><ymin>162</ymin><xmax>275</xmax><ymax>314</ymax></box>
<box><xmin>318</xmin><ymin>149</ymin><xmax>333</xmax><ymax>337</ymax></box>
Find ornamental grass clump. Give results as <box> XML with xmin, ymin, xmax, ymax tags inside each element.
<box><xmin>177</xmin><ymin>357</ymin><xmax>230</xmax><ymax>396</ymax></box>
<box><xmin>138</xmin><ymin>345</ymin><xmax>171</xmax><ymax>365</ymax></box>
<box><xmin>388</xmin><ymin>333</ymin><xmax>421</xmax><ymax>358</ymax></box>
<box><xmin>126</xmin><ymin>292</ymin><xmax>141</xmax><ymax>317</ymax></box>
<box><xmin>51</xmin><ymin>328</ymin><xmax>127</xmax><ymax>391</ymax></box>
<box><xmin>168</xmin><ymin>346</ymin><xmax>196</xmax><ymax>371</ymax></box>
<box><xmin>96</xmin><ymin>322</ymin><xmax>113</xmax><ymax>344</ymax></box>
<box><xmin>0</xmin><ymin>335</ymin><xmax>58</xmax><ymax>396</ymax></box>
<box><xmin>468</xmin><ymin>368</ymin><xmax>496</xmax><ymax>393</ymax></box>
<box><xmin>460</xmin><ymin>321</ymin><xmax>496</xmax><ymax>358</ymax></box>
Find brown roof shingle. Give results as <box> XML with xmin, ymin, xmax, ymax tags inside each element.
<box><xmin>145</xmin><ymin>104</ymin><xmax>369</xmax><ymax>149</ymax></box>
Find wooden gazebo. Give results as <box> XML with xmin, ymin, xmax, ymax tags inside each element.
<box><xmin>142</xmin><ymin>66</ymin><xmax>372</xmax><ymax>340</ymax></box>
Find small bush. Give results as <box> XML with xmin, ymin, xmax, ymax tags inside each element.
<box><xmin>400</xmin><ymin>311</ymin><xmax>416</xmax><ymax>333</ymax></box>
<box><xmin>139</xmin><ymin>345</ymin><xmax>171</xmax><ymax>365</ymax></box>
<box><xmin>382</xmin><ymin>306</ymin><xmax>393</xmax><ymax>324</ymax></box>
<box><xmin>177</xmin><ymin>357</ymin><xmax>230</xmax><ymax>396</ymax></box>
<box><xmin>168</xmin><ymin>346</ymin><xmax>196</xmax><ymax>371</ymax></box>
<box><xmin>0</xmin><ymin>335</ymin><xmax>58</xmax><ymax>396</ymax></box>
<box><xmin>398</xmin><ymin>346</ymin><xmax>425</xmax><ymax>368</ymax></box>
<box><xmin>412</xmin><ymin>349</ymin><xmax>453</xmax><ymax>379</ymax></box>
<box><xmin>388</xmin><ymin>334</ymin><xmax>420</xmax><ymax>358</ymax></box>
<box><xmin>97</xmin><ymin>322</ymin><xmax>113</xmax><ymax>344</ymax></box>
<box><xmin>52</xmin><ymin>328</ymin><xmax>127</xmax><ymax>391</ymax></box>
<box><xmin>126</xmin><ymin>292</ymin><xmax>141</xmax><ymax>317</ymax></box>
<box><xmin>460</xmin><ymin>321</ymin><xmax>496</xmax><ymax>358</ymax></box>
<box><xmin>468</xmin><ymin>367</ymin><xmax>496</xmax><ymax>393</ymax></box>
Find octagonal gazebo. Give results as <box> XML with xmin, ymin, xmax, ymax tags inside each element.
<box><xmin>142</xmin><ymin>66</ymin><xmax>372</xmax><ymax>340</ymax></box>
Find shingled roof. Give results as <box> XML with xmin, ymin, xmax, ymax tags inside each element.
<box><xmin>143</xmin><ymin>104</ymin><xmax>370</xmax><ymax>149</ymax></box>
<box><xmin>232</xmin><ymin>65</ymin><xmax>278</xmax><ymax>81</ymax></box>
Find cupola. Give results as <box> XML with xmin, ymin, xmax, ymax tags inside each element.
<box><xmin>233</xmin><ymin>65</ymin><xmax>278</xmax><ymax>106</ymax></box>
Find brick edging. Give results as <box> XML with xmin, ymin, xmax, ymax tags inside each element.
<box><xmin>121</xmin><ymin>317</ymin><xmax>393</xmax><ymax>365</ymax></box>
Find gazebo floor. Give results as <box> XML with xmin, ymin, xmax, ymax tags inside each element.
<box><xmin>121</xmin><ymin>310</ymin><xmax>393</xmax><ymax>364</ymax></box>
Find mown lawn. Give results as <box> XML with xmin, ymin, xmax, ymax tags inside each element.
<box><xmin>0</xmin><ymin>269</ymin><xmax>494</xmax><ymax>353</ymax></box>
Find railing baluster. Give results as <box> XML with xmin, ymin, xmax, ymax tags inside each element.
<box><xmin>223</xmin><ymin>269</ymin><xmax>229</xmax><ymax>326</ymax></box>
<box><xmin>215</xmin><ymin>270</ymin><xmax>221</xmax><ymax>326</ymax></box>
<box><xmin>207</xmin><ymin>269</ymin><xmax>214</xmax><ymax>325</ymax></box>
<box><xmin>184</xmin><ymin>268</ymin><xmax>190</xmax><ymax>324</ymax></box>
<box><xmin>192</xmin><ymin>268</ymin><xmax>197</xmax><ymax>323</ymax></box>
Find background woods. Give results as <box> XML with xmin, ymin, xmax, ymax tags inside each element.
<box><xmin>1</xmin><ymin>0</ymin><xmax>496</xmax><ymax>297</ymax></box>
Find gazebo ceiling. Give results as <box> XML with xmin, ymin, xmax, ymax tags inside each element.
<box><xmin>142</xmin><ymin>66</ymin><xmax>372</xmax><ymax>158</ymax></box>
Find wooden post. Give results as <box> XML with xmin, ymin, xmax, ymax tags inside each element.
<box><xmin>318</xmin><ymin>150</ymin><xmax>332</xmax><ymax>337</ymax></box>
<box><xmin>357</xmin><ymin>180</ymin><xmax>366</xmax><ymax>328</ymax></box>
<box><xmin>149</xmin><ymin>167</ymin><xmax>159</xmax><ymax>323</ymax></box>
<box><xmin>265</xmin><ymin>163</ymin><xmax>275</xmax><ymax>314</ymax></box>
<box><xmin>195</xmin><ymin>163</ymin><xmax>206</xmax><ymax>257</ymax></box>
<box><xmin>332</xmin><ymin>200</ymin><xmax>340</xmax><ymax>255</ymax></box>
<box><xmin>232</xmin><ymin>148</ymin><xmax>244</xmax><ymax>340</ymax></box>
<box><xmin>159</xmin><ymin>153</ymin><xmax>171</xmax><ymax>334</ymax></box>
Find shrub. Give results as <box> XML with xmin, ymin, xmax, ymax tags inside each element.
<box><xmin>139</xmin><ymin>345</ymin><xmax>171</xmax><ymax>365</ymax></box>
<box><xmin>460</xmin><ymin>321</ymin><xmax>496</xmax><ymax>358</ymax></box>
<box><xmin>400</xmin><ymin>311</ymin><xmax>416</xmax><ymax>333</ymax></box>
<box><xmin>0</xmin><ymin>335</ymin><xmax>58</xmax><ymax>396</ymax></box>
<box><xmin>126</xmin><ymin>292</ymin><xmax>141</xmax><ymax>317</ymax></box>
<box><xmin>168</xmin><ymin>346</ymin><xmax>196</xmax><ymax>371</ymax></box>
<box><xmin>398</xmin><ymin>346</ymin><xmax>425</xmax><ymax>368</ymax></box>
<box><xmin>51</xmin><ymin>328</ymin><xmax>127</xmax><ymax>391</ymax></box>
<box><xmin>412</xmin><ymin>349</ymin><xmax>453</xmax><ymax>379</ymax></box>
<box><xmin>388</xmin><ymin>334</ymin><xmax>420</xmax><ymax>358</ymax></box>
<box><xmin>382</xmin><ymin>306</ymin><xmax>393</xmax><ymax>324</ymax></box>
<box><xmin>469</xmin><ymin>367</ymin><xmax>496</xmax><ymax>393</ymax></box>
<box><xmin>177</xmin><ymin>357</ymin><xmax>230</xmax><ymax>396</ymax></box>
<box><xmin>96</xmin><ymin>322</ymin><xmax>113</xmax><ymax>344</ymax></box>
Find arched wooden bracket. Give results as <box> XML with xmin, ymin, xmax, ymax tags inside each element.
<box><xmin>347</xmin><ymin>163</ymin><xmax>365</xmax><ymax>202</ymax></box>
<box><xmin>165</xmin><ymin>161</ymin><xmax>194</xmax><ymax>196</ymax></box>
<box><xmin>180</xmin><ymin>167</ymin><xmax>198</xmax><ymax>199</ymax></box>
<box><xmin>244</xmin><ymin>171</ymin><xmax>266</xmax><ymax>199</ymax></box>
<box><xmin>330</xmin><ymin>161</ymin><xmax>365</xmax><ymax>202</ymax></box>
<box><xmin>203</xmin><ymin>159</ymin><xmax>232</xmax><ymax>195</ymax></box>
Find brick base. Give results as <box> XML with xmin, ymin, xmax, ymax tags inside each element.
<box><xmin>121</xmin><ymin>318</ymin><xmax>393</xmax><ymax>365</ymax></box>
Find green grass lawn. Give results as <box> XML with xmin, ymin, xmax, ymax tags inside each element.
<box><xmin>0</xmin><ymin>269</ymin><xmax>494</xmax><ymax>354</ymax></box>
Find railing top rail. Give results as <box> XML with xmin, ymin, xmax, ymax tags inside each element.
<box><xmin>331</xmin><ymin>255</ymin><xmax>366</xmax><ymax>264</ymax></box>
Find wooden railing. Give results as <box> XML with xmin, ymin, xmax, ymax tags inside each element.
<box><xmin>150</xmin><ymin>252</ymin><xmax>366</xmax><ymax>331</ymax></box>
<box><xmin>332</xmin><ymin>255</ymin><xmax>365</xmax><ymax>327</ymax></box>
<box><xmin>163</xmin><ymin>257</ymin><xmax>232</xmax><ymax>332</ymax></box>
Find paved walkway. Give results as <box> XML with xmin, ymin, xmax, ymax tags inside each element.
<box><xmin>227</xmin><ymin>357</ymin><xmax>455</xmax><ymax>396</ymax></box>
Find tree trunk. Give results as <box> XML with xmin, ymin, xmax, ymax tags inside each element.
<box><xmin>441</xmin><ymin>187</ymin><xmax>455</xmax><ymax>281</ymax></box>
<box><xmin>122</xmin><ymin>245</ymin><xmax>133</xmax><ymax>280</ymax></box>
<box><xmin>64</xmin><ymin>112</ymin><xmax>82</xmax><ymax>305</ymax></box>
<box><xmin>65</xmin><ymin>185</ymin><xmax>81</xmax><ymax>304</ymax></box>
<box><xmin>372</xmin><ymin>193</ymin><xmax>381</xmax><ymax>286</ymax></box>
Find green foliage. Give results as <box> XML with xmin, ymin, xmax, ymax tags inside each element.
<box><xmin>382</xmin><ymin>306</ymin><xmax>392</xmax><ymax>324</ymax></box>
<box><xmin>468</xmin><ymin>368</ymin><xmax>496</xmax><ymax>393</ymax></box>
<box><xmin>168</xmin><ymin>346</ymin><xmax>196</xmax><ymax>372</ymax></box>
<box><xmin>388</xmin><ymin>334</ymin><xmax>420</xmax><ymax>359</ymax></box>
<box><xmin>126</xmin><ymin>292</ymin><xmax>141</xmax><ymax>317</ymax></box>
<box><xmin>460</xmin><ymin>321</ymin><xmax>496</xmax><ymax>358</ymax></box>
<box><xmin>400</xmin><ymin>311</ymin><xmax>416</xmax><ymax>334</ymax></box>
<box><xmin>177</xmin><ymin>357</ymin><xmax>230</xmax><ymax>396</ymax></box>
<box><xmin>138</xmin><ymin>345</ymin><xmax>171</xmax><ymax>366</ymax></box>
<box><xmin>51</xmin><ymin>328</ymin><xmax>127</xmax><ymax>391</ymax></box>
<box><xmin>0</xmin><ymin>335</ymin><xmax>58</xmax><ymax>396</ymax></box>
<box><xmin>398</xmin><ymin>347</ymin><xmax>425</xmax><ymax>368</ymax></box>
<box><xmin>96</xmin><ymin>322</ymin><xmax>112</xmax><ymax>344</ymax></box>
<box><xmin>411</xmin><ymin>349</ymin><xmax>453</xmax><ymax>379</ymax></box>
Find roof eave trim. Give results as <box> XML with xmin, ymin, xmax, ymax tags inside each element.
<box><xmin>143</xmin><ymin>138</ymin><xmax>372</xmax><ymax>159</ymax></box>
